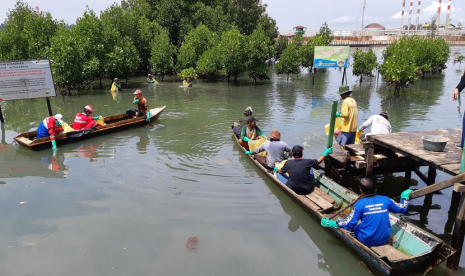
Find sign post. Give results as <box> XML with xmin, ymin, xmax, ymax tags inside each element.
<box><xmin>0</xmin><ymin>60</ymin><xmax>57</xmax><ymax>121</ymax></box>
<box><xmin>313</xmin><ymin>46</ymin><xmax>350</xmax><ymax>84</ymax></box>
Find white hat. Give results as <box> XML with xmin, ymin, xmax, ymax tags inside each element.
<box><xmin>54</xmin><ymin>114</ymin><xmax>64</xmax><ymax>124</ymax></box>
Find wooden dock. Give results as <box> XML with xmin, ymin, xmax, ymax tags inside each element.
<box><xmin>324</xmin><ymin>128</ymin><xmax>465</xmax><ymax>272</ymax></box>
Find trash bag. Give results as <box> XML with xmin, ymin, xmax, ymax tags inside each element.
<box><xmin>248</xmin><ymin>137</ymin><xmax>267</xmax><ymax>157</ymax></box>
<box><xmin>355</xmin><ymin>129</ymin><xmax>364</xmax><ymax>144</ymax></box>
<box><xmin>325</xmin><ymin>117</ymin><xmax>344</xmax><ymax>135</ymax></box>
<box><xmin>61</xmin><ymin>123</ymin><xmax>75</xmax><ymax>133</ymax></box>
<box><xmin>95</xmin><ymin>116</ymin><xmax>105</xmax><ymax>126</ymax></box>
<box><xmin>66</xmin><ymin>128</ymin><xmax>95</xmax><ymax>138</ymax></box>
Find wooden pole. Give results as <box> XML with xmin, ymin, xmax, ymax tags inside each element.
<box><xmin>363</xmin><ymin>138</ymin><xmax>374</xmax><ymax>177</ymax></box>
<box><xmin>446</xmin><ymin>192</ymin><xmax>465</xmax><ymax>271</ymax></box>
<box><xmin>341</xmin><ymin>67</ymin><xmax>346</xmax><ymax>85</ymax></box>
<box><xmin>312</xmin><ymin>69</ymin><xmax>316</xmax><ymax>87</ymax></box>
<box><xmin>446</xmin><ymin>146</ymin><xmax>465</xmax><ymax>272</ymax></box>
<box><xmin>326</xmin><ymin>101</ymin><xmax>338</xmax><ymax>149</ymax></box>
<box><xmin>0</xmin><ymin>105</ymin><xmax>4</xmax><ymax>123</ymax></box>
<box><xmin>46</xmin><ymin>97</ymin><xmax>53</xmax><ymax>116</ymax></box>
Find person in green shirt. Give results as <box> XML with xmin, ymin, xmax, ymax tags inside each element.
<box><xmin>239</xmin><ymin>116</ymin><xmax>266</xmax><ymax>150</ymax></box>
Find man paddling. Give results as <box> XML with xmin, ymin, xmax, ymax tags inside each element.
<box><xmin>37</xmin><ymin>114</ymin><xmax>65</xmax><ymax>150</ymax></box>
<box><xmin>321</xmin><ymin>178</ymin><xmax>412</xmax><ymax>247</ymax></box>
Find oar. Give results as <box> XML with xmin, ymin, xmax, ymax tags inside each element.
<box><xmin>327</xmin><ymin>194</ymin><xmax>367</xmax><ymax>220</ymax></box>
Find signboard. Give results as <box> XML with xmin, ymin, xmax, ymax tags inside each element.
<box><xmin>313</xmin><ymin>46</ymin><xmax>350</xmax><ymax>69</ymax></box>
<box><xmin>0</xmin><ymin>59</ymin><xmax>56</xmax><ymax>101</ymax></box>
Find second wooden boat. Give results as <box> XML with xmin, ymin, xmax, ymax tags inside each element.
<box><xmin>234</xmin><ymin>135</ymin><xmax>455</xmax><ymax>276</ymax></box>
<box><xmin>14</xmin><ymin>106</ymin><xmax>166</xmax><ymax>151</ymax></box>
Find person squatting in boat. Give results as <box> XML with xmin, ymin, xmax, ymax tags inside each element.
<box><xmin>72</xmin><ymin>105</ymin><xmax>102</xmax><ymax>130</ymax></box>
<box><xmin>275</xmin><ymin>145</ymin><xmax>332</xmax><ymax>195</ymax></box>
<box><xmin>321</xmin><ymin>178</ymin><xmax>412</xmax><ymax>247</ymax></box>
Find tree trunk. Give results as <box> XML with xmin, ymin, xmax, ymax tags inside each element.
<box><xmin>99</xmin><ymin>77</ymin><xmax>102</xmax><ymax>90</ymax></box>
<box><xmin>360</xmin><ymin>75</ymin><xmax>363</xmax><ymax>83</ymax></box>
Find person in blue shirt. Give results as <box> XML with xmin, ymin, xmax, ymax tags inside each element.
<box><xmin>321</xmin><ymin>178</ymin><xmax>412</xmax><ymax>247</ymax></box>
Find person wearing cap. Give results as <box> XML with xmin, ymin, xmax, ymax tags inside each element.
<box><xmin>72</xmin><ymin>105</ymin><xmax>102</xmax><ymax>130</ymax></box>
<box><xmin>111</xmin><ymin>78</ymin><xmax>122</xmax><ymax>92</ymax></box>
<box><xmin>232</xmin><ymin>107</ymin><xmax>253</xmax><ymax>138</ymax></box>
<box><xmin>126</xmin><ymin>90</ymin><xmax>151</xmax><ymax>122</ymax></box>
<box><xmin>275</xmin><ymin>145</ymin><xmax>332</xmax><ymax>195</ymax></box>
<box><xmin>453</xmin><ymin>70</ymin><xmax>465</xmax><ymax>149</ymax></box>
<box><xmin>245</xmin><ymin>130</ymin><xmax>291</xmax><ymax>170</ymax></box>
<box><xmin>358</xmin><ymin>111</ymin><xmax>391</xmax><ymax>136</ymax></box>
<box><xmin>321</xmin><ymin>178</ymin><xmax>411</xmax><ymax>247</ymax></box>
<box><xmin>335</xmin><ymin>85</ymin><xmax>358</xmax><ymax>147</ymax></box>
<box><xmin>37</xmin><ymin>114</ymin><xmax>65</xmax><ymax>150</ymax></box>
<box><xmin>147</xmin><ymin>74</ymin><xmax>158</xmax><ymax>84</ymax></box>
<box><xmin>239</xmin><ymin>116</ymin><xmax>266</xmax><ymax>150</ymax></box>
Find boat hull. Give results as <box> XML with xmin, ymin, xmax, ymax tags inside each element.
<box><xmin>14</xmin><ymin>106</ymin><xmax>166</xmax><ymax>151</ymax></box>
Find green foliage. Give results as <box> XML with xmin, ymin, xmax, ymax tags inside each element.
<box><xmin>149</xmin><ymin>28</ymin><xmax>175</xmax><ymax>80</ymax></box>
<box><xmin>104</xmin><ymin>36</ymin><xmax>141</xmax><ymax>80</ymax></box>
<box><xmin>177</xmin><ymin>25</ymin><xmax>217</xmax><ymax>70</ymax></box>
<box><xmin>178</xmin><ymin>67</ymin><xmax>198</xmax><ymax>80</ymax></box>
<box><xmin>245</xmin><ymin>26</ymin><xmax>274</xmax><ymax>82</ymax></box>
<box><xmin>352</xmin><ymin>48</ymin><xmax>377</xmax><ymax>82</ymax></box>
<box><xmin>196</xmin><ymin>48</ymin><xmax>223</xmax><ymax>79</ymax></box>
<box><xmin>0</xmin><ymin>0</ymin><xmax>62</xmax><ymax>61</ymax></box>
<box><xmin>216</xmin><ymin>28</ymin><xmax>246</xmax><ymax>83</ymax></box>
<box><xmin>317</xmin><ymin>22</ymin><xmax>334</xmax><ymax>46</ymax></box>
<box><xmin>380</xmin><ymin>35</ymin><xmax>450</xmax><ymax>94</ymax></box>
<box><xmin>275</xmin><ymin>43</ymin><xmax>301</xmax><ymax>80</ymax></box>
<box><xmin>274</xmin><ymin>36</ymin><xmax>288</xmax><ymax>60</ymax></box>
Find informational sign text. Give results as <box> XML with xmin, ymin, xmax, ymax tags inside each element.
<box><xmin>313</xmin><ymin>46</ymin><xmax>350</xmax><ymax>69</ymax></box>
<box><xmin>0</xmin><ymin>60</ymin><xmax>56</xmax><ymax>101</ymax></box>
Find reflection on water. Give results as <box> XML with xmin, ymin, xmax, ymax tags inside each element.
<box><xmin>0</xmin><ymin>46</ymin><xmax>464</xmax><ymax>275</ymax></box>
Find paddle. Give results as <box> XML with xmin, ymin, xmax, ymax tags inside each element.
<box><xmin>326</xmin><ymin>194</ymin><xmax>373</xmax><ymax>220</ymax></box>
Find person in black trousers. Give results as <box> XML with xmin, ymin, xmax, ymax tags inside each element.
<box><xmin>453</xmin><ymin>70</ymin><xmax>465</xmax><ymax>149</ymax></box>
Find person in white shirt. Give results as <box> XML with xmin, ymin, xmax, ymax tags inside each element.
<box><xmin>358</xmin><ymin>111</ymin><xmax>391</xmax><ymax>136</ymax></box>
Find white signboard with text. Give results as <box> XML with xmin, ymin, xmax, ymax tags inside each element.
<box><xmin>0</xmin><ymin>60</ymin><xmax>56</xmax><ymax>101</ymax></box>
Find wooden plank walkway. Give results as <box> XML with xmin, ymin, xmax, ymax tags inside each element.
<box><xmin>368</xmin><ymin>129</ymin><xmax>462</xmax><ymax>176</ymax></box>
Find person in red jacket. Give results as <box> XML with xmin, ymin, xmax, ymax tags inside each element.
<box><xmin>72</xmin><ymin>105</ymin><xmax>102</xmax><ymax>130</ymax></box>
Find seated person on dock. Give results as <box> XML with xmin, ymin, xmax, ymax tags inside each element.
<box><xmin>126</xmin><ymin>90</ymin><xmax>151</xmax><ymax>122</ymax></box>
<box><xmin>232</xmin><ymin>107</ymin><xmax>253</xmax><ymax>138</ymax></box>
<box><xmin>37</xmin><ymin>114</ymin><xmax>64</xmax><ymax>150</ymax></box>
<box><xmin>321</xmin><ymin>178</ymin><xmax>412</xmax><ymax>247</ymax></box>
<box><xmin>72</xmin><ymin>105</ymin><xmax>102</xmax><ymax>130</ymax></box>
<box><xmin>275</xmin><ymin>145</ymin><xmax>332</xmax><ymax>195</ymax></box>
<box><xmin>245</xmin><ymin>130</ymin><xmax>291</xmax><ymax>170</ymax></box>
<box><xmin>358</xmin><ymin>111</ymin><xmax>391</xmax><ymax>136</ymax></box>
<box><xmin>239</xmin><ymin>116</ymin><xmax>266</xmax><ymax>150</ymax></box>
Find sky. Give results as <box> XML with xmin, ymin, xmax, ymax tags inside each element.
<box><xmin>1</xmin><ymin>0</ymin><xmax>464</xmax><ymax>32</ymax></box>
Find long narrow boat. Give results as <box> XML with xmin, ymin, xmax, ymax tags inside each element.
<box><xmin>14</xmin><ymin>106</ymin><xmax>166</xmax><ymax>151</ymax></box>
<box><xmin>234</xmin><ymin>135</ymin><xmax>455</xmax><ymax>276</ymax></box>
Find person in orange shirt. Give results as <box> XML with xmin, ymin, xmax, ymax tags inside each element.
<box><xmin>335</xmin><ymin>85</ymin><xmax>358</xmax><ymax>146</ymax></box>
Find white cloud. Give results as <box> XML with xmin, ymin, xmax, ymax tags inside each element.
<box><xmin>392</xmin><ymin>11</ymin><xmax>402</xmax><ymax>19</ymax></box>
<box><xmin>423</xmin><ymin>1</ymin><xmax>455</xmax><ymax>13</ymax></box>
<box><xmin>329</xmin><ymin>16</ymin><xmax>356</xmax><ymax>24</ymax></box>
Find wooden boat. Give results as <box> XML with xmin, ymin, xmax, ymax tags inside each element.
<box><xmin>234</xmin><ymin>135</ymin><xmax>455</xmax><ymax>276</ymax></box>
<box><xmin>14</xmin><ymin>106</ymin><xmax>166</xmax><ymax>151</ymax></box>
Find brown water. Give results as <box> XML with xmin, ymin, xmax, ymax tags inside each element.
<box><xmin>0</xmin><ymin>46</ymin><xmax>465</xmax><ymax>276</ymax></box>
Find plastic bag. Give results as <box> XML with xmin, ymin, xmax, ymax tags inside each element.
<box><xmin>325</xmin><ymin>117</ymin><xmax>344</xmax><ymax>135</ymax></box>
<box><xmin>248</xmin><ymin>137</ymin><xmax>267</xmax><ymax>157</ymax></box>
<box><xmin>61</xmin><ymin>123</ymin><xmax>74</xmax><ymax>133</ymax></box>
<box><xmin>355</xmin><ymin>130</ymin><xmax>364</xmax><ymax>144</ymax></box>
<box><xmin>95</xmin><ymin>116</ymin><xmax>105</xmax><ymax>126</ymax></box>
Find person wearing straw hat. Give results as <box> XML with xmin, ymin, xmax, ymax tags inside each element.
<box><xmin>335</xmin><ymin>85</ymin><xmax>358</xmax><ymax>147</ymax></box>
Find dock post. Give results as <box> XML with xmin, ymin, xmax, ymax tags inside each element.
<box><xmin>427</xmin><ymin>167</ymin><xmax>437</xmax><ymax>184</ymax></box>
<box><xmin>446</xmin><ymin>190</ymin><xmax>465</xmax><ymax>272</ymax></box>
<box><xmin>363</xmin><ymin>138</ymin><xmax>374</xmax><ymax>177</ymax></box>
<box><xmin>405</xmin><ymin>168</ymin><xmax>412</xmax><ymax>181</ymax></box>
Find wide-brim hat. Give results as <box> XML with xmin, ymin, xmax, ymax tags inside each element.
<box><xmin>269</xmin><ymin>129</ymin><xmax>281</xmax><ymax>140</ymax></box>
<box><xmin>337</xmin><ymin>85</ymin><xmax>353</xmax><ymax>95</ymax></box>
